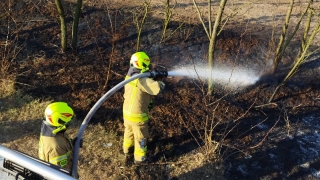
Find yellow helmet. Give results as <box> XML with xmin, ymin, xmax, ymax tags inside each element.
<box><xmin>130</xmin><ymin>52</ymin><xmax>150</xmax><ymax>73</ymax></box>
<box><xmin>44</xmin><ymin>102</ymin><xmax>74</xmax><ymax>134</ymax></box>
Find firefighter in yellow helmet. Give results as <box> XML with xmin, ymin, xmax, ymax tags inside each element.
<box><xmin>38</xmin><ymin>102</ymin><xmax>75</xmax><ymax>172</ymax></box>
<box><xmin>122</xmin><ymin>52</ymin><xmax>165</xmax><ymax>164</ymax></box>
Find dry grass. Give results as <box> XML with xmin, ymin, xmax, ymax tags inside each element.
<box><xmin>169</xmin><ymin>152</ymin><xmax>225</xmax><ymax>180</ymax></box>
<box><xmin>72</xmin><ymin>123</ymin><xmax>125</xmax><ymax>180</ymax></box>
<box><xmin>0</xmin><ymin>79</ymin><xmax>51</xmax><ymax>156</ymax></box>
<box><xmin>0</xmin><ymin>79</ymin><xmax>15</xmax><ymax>97</ymax></box>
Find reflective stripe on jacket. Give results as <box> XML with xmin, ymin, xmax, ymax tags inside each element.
<box><xmin>123</xmin><ymin>72</ymin><xmax>162</xmax><ymax>122</ymax></box>
<box><xmin>38</xmin><ymin>122</ymin><xmax>73</xmax><ymax>171</ymax></box>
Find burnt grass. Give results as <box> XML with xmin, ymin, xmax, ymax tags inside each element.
<box><xmin>2</xmin><ymin>0</ymin><xmax>320</xmax><ymax>180</ymax></box>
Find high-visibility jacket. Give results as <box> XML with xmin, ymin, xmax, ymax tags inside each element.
<box><xmin>38</xmin><ymin>122</ymin><xmax>73</xmax><ymax>171</ymax></box>
<box><xmin>123</xmin><ymin>67</ymin><xmax>164</xmax><ymax>122</ymax></box>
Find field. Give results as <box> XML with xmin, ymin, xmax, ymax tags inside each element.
<box><xmin>1</xmin><ymin>0</ymin><xmax>320</xmax><ymax>179</ymax></box>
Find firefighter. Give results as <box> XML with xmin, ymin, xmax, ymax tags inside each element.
<box><xmin>38</xmin><ymin>102</ymin><xmax>75</xmax><ymax>172</ymax></box>
<box><xmin>122</xmin><ymin>52</ymin><xmax>165</xmax><ymax>164</ymax></box>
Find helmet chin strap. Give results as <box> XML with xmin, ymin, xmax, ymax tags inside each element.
<box><xmin>43</xmin><ymin>120</ymin><xmax>67</xmax><ymax>134</ymax></box>
<box><xmin>140</xmin><ymin>67</ymin><xmax>149</xmax><ymax>73</ymax></box>
<box><xmin>52</xmin><ymin>125</ymin><xmax>67</xmax><ymax>134</ymax></box>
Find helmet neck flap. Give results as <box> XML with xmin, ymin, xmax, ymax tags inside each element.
<box><xmin>43</xmin><ymin>120</ymin><xmax>67</xmax><ymax>135</ymax></box>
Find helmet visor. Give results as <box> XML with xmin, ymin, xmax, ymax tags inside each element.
<box><xmin>142</xmin><ymin>62</ymin><xmax>148</xmax><ymax>68</ymax></box>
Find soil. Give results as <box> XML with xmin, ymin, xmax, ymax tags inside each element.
<box><xmin>1</xmin><ymin>0</ymin><xmax>320</xmax><ymax>179</ymax></box>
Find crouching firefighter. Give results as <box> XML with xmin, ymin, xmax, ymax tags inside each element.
<box><xmin>122</xmin><ymin>52</ymin><xmax>165</xmax><ymax>164</ymax></box>
<box><xmin>38</xmin><ymin>102</ymin><xmax>81</xmax><ymax>178</ymax></box>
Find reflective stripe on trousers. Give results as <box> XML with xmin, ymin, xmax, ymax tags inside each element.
<box><xmin>134</xmin><ymin>138</ymin><xmax>147</xmax><ymax>161</ymax></box>
<box><xmin>123</xmin><ymin>138</ymin><xmax>134</xmax><ymax>150</ymax></box>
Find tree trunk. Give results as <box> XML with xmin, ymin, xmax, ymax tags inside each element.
<box><xmin>207</xmin><ymin>37</ymin><xmax>215</xmax><ymax>95</ymax></box>
<box><xmin>207</xmin><ymin>0</ymin><xmax>227</xmax><ymax>96</ymax></box>
<box><xmin>72</xmin><ymin>0</ymin><xmax>83</xmax><ymax>51</ymax></box>
<box><xmin>54</xmin><ymin>0</ymin><xmax>67</xmax><ymax>52</ymax></box>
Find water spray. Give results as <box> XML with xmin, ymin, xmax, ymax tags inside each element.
<box><xmin>71</xmin><ymin>69</ymin><xmax>168</xmax><ymax>177</ymax></box>
<box><xmin>169</xmin><ymin>65</ymin><xmax>260</xmax><ymax>89</ymax></box>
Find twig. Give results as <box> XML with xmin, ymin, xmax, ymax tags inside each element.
<box><xmin>3</xmin><ymin>0</ymin><xmax>11</xmax><ymax>61</ymax></box>
<box><xmin>206</xmin><ymin>90</ymin><xmax>233</xmax><ymax>107</ymax></box>
<box><xmin>103</xmin><ymin>7</ymin><xmax>117</xmax><ymax>89</ymax></box>
<box><xmin>221</xmin><ymin>143</ymin><xmax>250</xmax><ymax>160</ymax></box>
<box><xmin>110</xmin><ymin>70</ymin><xmax>124</xmax><ymax>77</ymax></box>
<box><xmin>292</xmin><ymin>103</ymin><xmax>302</xmax><ymax>110</ymax></box>
<box><xmin>14</xmin><ymin>81</ymin><xmax>36</xmax><ymax>87</ymax></box>
<box><xmin>250</xmin><ymin>116</ymin><xmax>280</xmax><ymax>149</ymax></box>
<box><xmin>254</xmin><ymin>103</ymin><xmax>278</xmax><ymax>109</ymax></box>
<box><xmin>237</xmin><ymin>117</ymin><xmax>268</xmax><ymax>139</ymax></box>
<box><xmin>133</xmin><ymin>161</ymin><xmax>187</xmax><ymax>166</ymax></box>
<box><xmin>234</xmin><ymin>98</ymin><xmax>257</xmax><ymax>122</ymax></box>
<box><xmin>258</xmin><ymin>109</ymin><xmax>267</xmax><ymax>116</ymax></box>
<box><xmin>218</xmin><ymin>99</ymin><xmax>257</xmax><ymax>157</ymax></box>
<box><xmin>178</xmin><ymin>111</ymin><xmax>201</xmax><ymax>147</ymax></box>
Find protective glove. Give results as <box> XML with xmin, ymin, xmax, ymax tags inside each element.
<box><xmin>158</xmin><ymin>81</ymin><xmax>165</xmax><ymax>93</ymax></box>
<box><xmin>72</xmin><ymin>137</ymin><xmax>83</xmax><ymax>148</ymax></box>
<box><xmin>153</xmin><ymin>75</ymin><xmax>163</xmax><ymax>81</ymax></box>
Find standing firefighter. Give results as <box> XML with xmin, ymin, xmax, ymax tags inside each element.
<box><xmin>123</xmin><ymin>52</ymin><xmax>165</xmax><ymax>164</ymax></box>
<box><xmin>38</xmin><ymin>102</ymin><xmax>75</xmax><ymax>172</ymax></box>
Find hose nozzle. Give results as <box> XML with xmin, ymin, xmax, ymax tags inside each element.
<box><xmin>150</xmin><ymin>69</ymin><xmax>168</xmax><ymax>79</ymax></box>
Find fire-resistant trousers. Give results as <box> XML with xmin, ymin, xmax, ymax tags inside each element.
<box><xmin>123</xmin><ymin>118</ymin><xmax>149</xmax><ymax>162</ymax></box>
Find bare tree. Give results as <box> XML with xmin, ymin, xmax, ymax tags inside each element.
<box><xmin>54</xmin><ymin>0</ymin><xmax>83</xmax><ymax>52</ymax></box>
<box><xmin>193</xmin><ymin>0</ymin><xmax>227</xmax><ymax>95</ymax></box>
<box><xmin>272</xmin><ymin>0</ymin><xmax>309</xmax><ymax>73</ymax></box>
<box><xmin>132</xmin><ymin>0</ymin><xmax>151</xmax><ymax>51</ymax></box>
<box><xmin>161</xmin><ymin>0</ymin><xmax>184</xmax><ymax>43</ymax></box>
<box><xmin>269</xmin><ymin>0</ymin><xmax>318</xmax><ymax>103</ymax></box>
